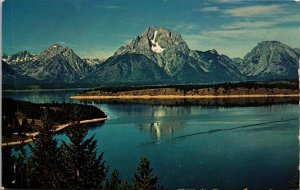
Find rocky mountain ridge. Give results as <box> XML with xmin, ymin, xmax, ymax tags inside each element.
<box><xmin>3</xmin><ymin>27</ymin><xmax>299</xmax><ymax>85</ymax></box>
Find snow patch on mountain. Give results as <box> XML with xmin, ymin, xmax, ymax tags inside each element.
<box><xmin>150</xmin><ymin>31</ymin><xmax>165</xmax><ymax>53</ymax></box>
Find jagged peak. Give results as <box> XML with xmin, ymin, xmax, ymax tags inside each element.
<box><xmin>40</xmin><ymin>43</ymin><xmax>75</xmax><ymax>56</ymax></box>
<box><xmin>12</xmin><ymin>50</ymin><xmax>34</xmax><ymax>57</ymax></box>
<box><xmin>142</xmin><ymin>26</ymin><xmax>182</xmax><ymax>40</ymax></box>
<box><xmin>143</xmin><ymin>26</ymin><xmax>171</xmax><ymax>34</ymax></box>
<box><xmin>256</xmin><ymin>41</ymin><xmax>288</xmax><ymax>48</ymax></box>
<box><xmin>209</xmin><ymin>49</ymin><xmax>218</xmax><ymax>55</ymax></box>
<box><xmin>48</xmin><ymin>43</ymin><xmax>63</xmax><ymax>49</ymax></box>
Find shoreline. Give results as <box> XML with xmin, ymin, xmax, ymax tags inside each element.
<box><xmin>2</xmin><ymin>116</ymin><xmax>109</xmax><ymax>147</ymax></box>
<box><xmin>70</xmin><ymin>94</ymin><xmax>300</xmax><ymax>100</ymax></box>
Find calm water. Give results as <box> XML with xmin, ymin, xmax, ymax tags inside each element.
<box><xmin>3</xmin><ymin>90</ymin><xmax>299</xmax><ymax>189</ymax></box>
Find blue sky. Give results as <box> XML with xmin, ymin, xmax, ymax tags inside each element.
<box><xmin>2</xmin><ymin>0</ymin><xmax>300</xmax><ymax>59</ymax></box>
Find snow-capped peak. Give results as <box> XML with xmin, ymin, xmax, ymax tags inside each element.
<box><xmin>150</xmin><ymin>30</ymin><xmax>165</xmax><ymax>53</ymax></box>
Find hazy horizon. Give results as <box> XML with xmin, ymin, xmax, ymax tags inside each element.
<box><xmin>3</xmin><ymin>0</ymin><xmax>300</xmax><ymax>59</ymax></box>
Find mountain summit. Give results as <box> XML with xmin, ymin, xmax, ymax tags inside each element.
<box><xmin>115</xmin><ymin>27</ymin><xmax>190</xmax><ymax>76</ymax></box>
<box><xmin>238</xmin><ymin>41</ymin><xmax>299</xmax><ymax>80</ymax></box>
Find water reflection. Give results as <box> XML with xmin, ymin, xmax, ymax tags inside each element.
<box><xmin>136</xmin><ymin>106</ymin><xmax>190</xmax><ymax>140</ymax></box>
<box><xmin>80</xmin><ymin>97</ymin><xmax>298</xmax><ymax>107</ymax></box>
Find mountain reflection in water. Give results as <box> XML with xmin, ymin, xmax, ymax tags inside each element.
<box><xmin>80</xmin><ymin>96</ymin><xmax>298</xmax><ymax>107</ymax></box>
<box><xmin>137</xmin><ymin>106</ymin><xmax>190</xmax><ymax>140</ymax></box>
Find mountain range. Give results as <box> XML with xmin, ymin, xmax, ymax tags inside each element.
<box><xmin>2</xmin><ymin>27</ymin><xmax>299</xmax><ymax>85</ymax></box>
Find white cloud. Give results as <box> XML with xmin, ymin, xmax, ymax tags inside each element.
<box><xmin>224</xmin><ymin>5</ymin><xmax>283</xmax><ymax>17</ymax></box>
<box><xmin>223</xmin><ymin>21</ymin><xmax>274</xmax><ymax>30</ymax></box>
<box><xmin>196</xmin><ymin>6</ymin><xmax>220</xmax><ymax>12</ymax></box>
<box><xmin>174</xmin><ymin>23</ymin><xmax>198</xmax><ymax>31</ymax></box>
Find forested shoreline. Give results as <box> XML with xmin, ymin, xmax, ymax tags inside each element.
<box><xmin>78</xmin><ymin>81</ymin><xmax>299</xmax><ymax>97</ymax></box>
<box><xmin>2</xmin><ymin>98</ymin><xmax>107</xmax><ymax>144</ymax></box>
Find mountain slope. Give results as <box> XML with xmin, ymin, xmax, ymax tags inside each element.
<box><xmin>107</xmin><ymin>27</ymin><xmax>243</xmax><ymax>83</ymax></box>
<box><xmin>85</xmin><ymin>53</ymin><xmax>169</xmax><ymax>84</ymax></box>
<box><xmin>5</xmin><ymin>51</ymin><xmax>37</xmax><ymax>64</ymax></box>
<box><xmin>240</xmin><ymin>41</ymin><xmax>299</xmax><ymax>80</ymax></box>
<box><xmin>7</xmin><ymin>44</ymin><xmax>92</xmax><ymax>83</ymax></box>
<box><xmin>189</xmin><ymin>50</ymin><xmax>244</xmax><ymax>82</ymax></box>
<box><xmin>2</xmin><ymin>60</ymin><xmax>37</xmax><ymax>84</ymax></box>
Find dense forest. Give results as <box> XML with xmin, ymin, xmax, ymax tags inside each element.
<box><xmin>2</xmin><ymin>98</ymin><xmax>106</xmax><ymax>140</ymax></box>
<box><xmin>2</xmin><ymin>121</ymin><xmax>163</xmax><ymax>189</ymax></box>
<box><xmin>82</xmin><ymin>80</ymin><xmax>299</xmax><ymax>94</ymax></box>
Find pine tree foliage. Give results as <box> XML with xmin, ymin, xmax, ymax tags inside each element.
<box><xmin>105</xmin><ymin>169</ymin><xmax>122</xmax><ymax>189</ymax></box>
<box><xmin>133</xmin><ymin>157</ymin><xmax>162</xmax><ymax>190</ymax></box>
<box><xmin>2</xmin><ymin>147</ymin><xmax>16</xmax><ymax>188</ymax></box>
<box><xmin>60</xmin><ymin>124</ymin><xmax>108</xmax><ymax>189</ymax></box>
<box><xmin>28</xmin><ymin>119</ymin><xmax>63</xmax><ymax>189</ymax></box>
<box><xmin>13</xmin><ymin>145</ymin><xmax>30</xmax><ymax>189</ymax></box>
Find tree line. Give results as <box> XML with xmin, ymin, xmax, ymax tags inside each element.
<box><xmin>82</xmin><ymin>80</ymin><xmax>298</xmax><ymax>94</ymax></box>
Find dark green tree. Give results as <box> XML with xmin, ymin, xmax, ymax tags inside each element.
<box><xmin>13</xmin><ymin>144</ymin><xmax>30</xmax><ymax>189</ymax></box>
<box><xmin>118</xmin><ymin>180</ymin><xmax>133</xmax><ymax>190</ymax></box>
<box><xmin>21</xmin><ymin>117</ymin><xmax>29</xmax><ymax>132</ymax></box>
<box><xmin>30</xmin><ymin>119</ymin><xmax>36</xmax><ymax>131</ymax></box>
<box><xmin>105</xmin><ymin>169</ymin><xmax>122</xmax><ymax>189</ymax></box>
<box><xmin>2</xmin><ymin>147</ymin><xmax>16</xmax><ymax>188</ymax></box>
<box><xmin>60</xmin><ymin>124</ymin><xmax>108</xmax><ymax>189</ymax></box>
<box><xmin>133</xmin><ymin>157</ymin><xmax>162</xmax><ymax>190</ymax></box>
<box><xmin>28</xmin><ymin>119</ymin><xmax>63</xmax><ymax>189</ymax></box>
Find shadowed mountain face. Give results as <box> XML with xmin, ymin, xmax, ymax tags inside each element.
<box><xmin>238</xmin><ymin>41</ymin><xmax>299</xmax><ymax>81</ymax></box>
<box><xmin>2</xmin><ymin>60</ymin><xmax>37</xmax><ymax>84</ymax></box>
<box><xmin>85</xmin><ymin>53</ymin><xmax>170</xmax><ymax>84</ymax></box>
<box><xmin>3</xmin><ymin>27</ymin><xmax>299</xmax><ymax>85</ymax></box>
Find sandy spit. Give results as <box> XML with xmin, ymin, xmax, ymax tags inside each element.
<box><xmin>2</xmin><ymin>116</ymin><xmax>109</xmax><ymax>147</ymax></box>
<box><xmin>70</xmin><ymin>94</ymin><xmax>300</xmax><ymax>100</ymax></box>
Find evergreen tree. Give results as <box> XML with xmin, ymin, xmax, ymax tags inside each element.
<box><xmin>21</xmin><ymin>117</ymin><xmax>29</xmax><ymax>132</ymax></box>
<box><xmin>28</xmin><ymin>119</ymin><xmax>63</xmax><ymax>189</ymax></box>
<box><xmin>60</xmin><ymin>124</ymin><xmax>108</xmax><ymax>189</ymax></box>
<box><xmin>2</xmin><ymin>147</ymin><xmax>16</xmax><ymax>188</ymax></box>
<box><xmin>13</xmin><ymin>144</ymin><xmax>30</xmax><ymax>189</ymax></box>
<box><xmin>133</xmin><ymin>157</ymin><xmax>162</xmax><ymax>190</ymax></box>
<box><xmin>119</xmin><ymin>180</ymin><xmax>133</xmax><ymax>190</ymax></box>
<box><xmin>105</xmin><ymin>169</ymin><xmax>122</xmax><ymax>189</ymax></box>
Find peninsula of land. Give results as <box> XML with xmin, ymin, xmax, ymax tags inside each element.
<box><xmin>70</xmin><ymin>82</ymin><xmax>299</xmax><ymax>100</ymax></box>
<box><xmin>2</xmin><ymin>98</ymin><xmax>108</xmax><ymax>146</ymax></box>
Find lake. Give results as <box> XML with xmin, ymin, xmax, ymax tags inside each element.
<box><xmin>3</xmin><ymin>89</ymin><xmax>299</xmax><ymax>189</ymax></box>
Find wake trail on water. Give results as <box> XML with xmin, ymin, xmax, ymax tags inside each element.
<box><xmin>139</xmin><ymin>117</ymin><xmax>298</xmax><ymax>147</ymax></box>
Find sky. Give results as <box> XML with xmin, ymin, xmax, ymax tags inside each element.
<box><xmin>2</xmin><ymin>0</ymin><xmax>300</xmax><ymax>59</ymax></box>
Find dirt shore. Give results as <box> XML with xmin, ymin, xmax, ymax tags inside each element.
<box><xmin>70</xmin><ymin>94</ymin><xmax>300</xmax><ymax>100</ymax></box>
<box><xmin>2</xmin><ymin>116</ymin><xmax>109</xmax><ymax>147</ymax></box>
